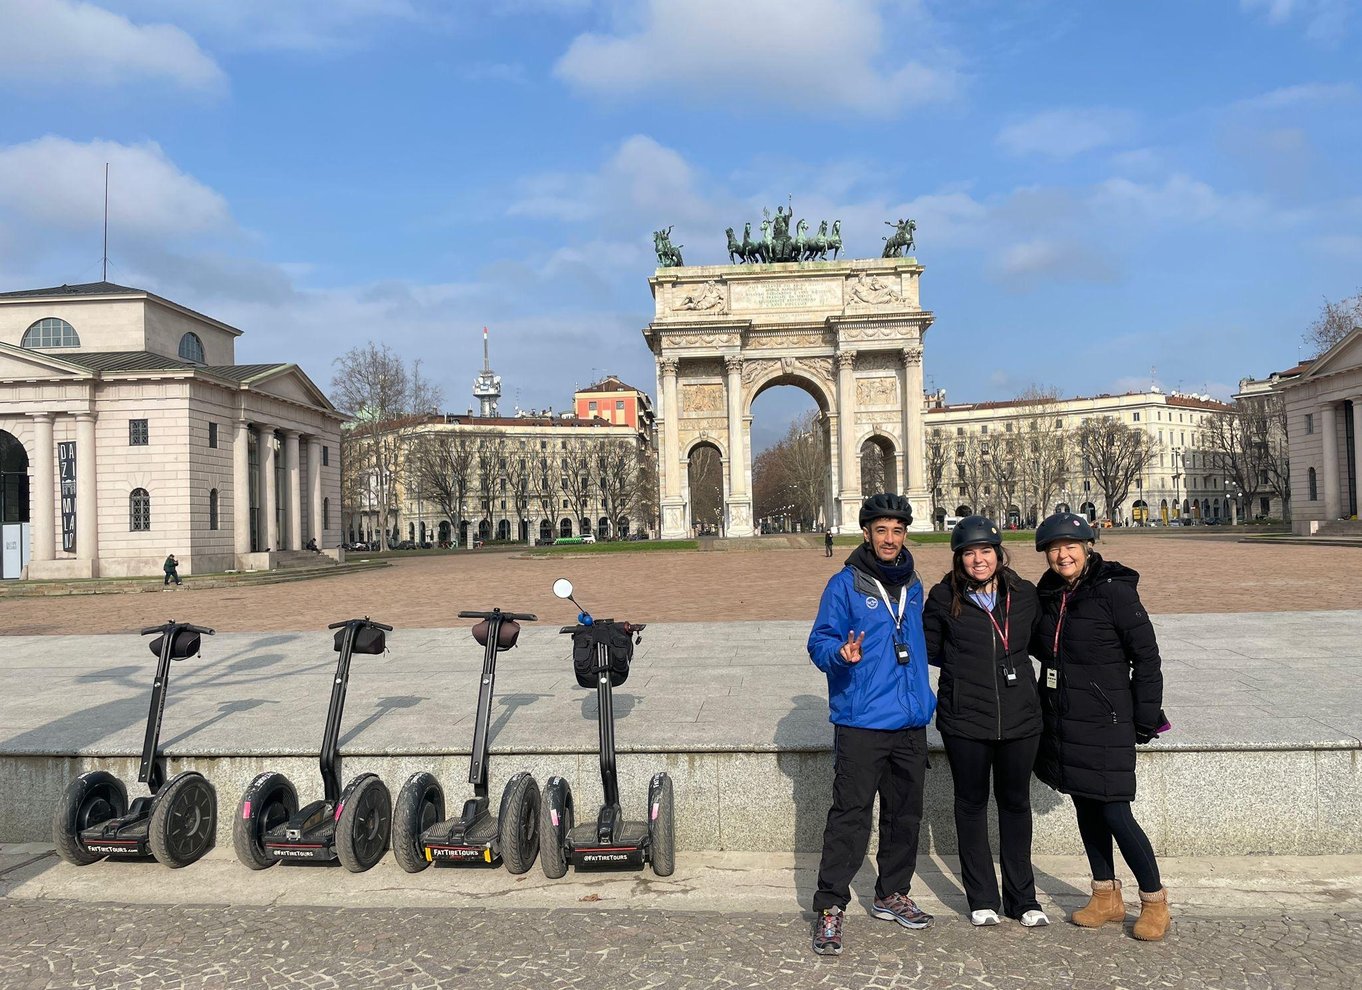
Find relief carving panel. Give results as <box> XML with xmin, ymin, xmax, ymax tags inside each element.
<box><xmin>682</xmin><ymin>383</ymin><xmax>725</xmax><ymax>414</ymax></box>
<box><xmin>856</xmin><ymin>377</ymin><xmax>899</xmax><ymax>407</ymax></box>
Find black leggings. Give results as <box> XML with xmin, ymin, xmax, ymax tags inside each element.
<box><xmin>1071</xmin><ymin>796</ymin><xmax>1161</xmax><ymax>893</ymax></box>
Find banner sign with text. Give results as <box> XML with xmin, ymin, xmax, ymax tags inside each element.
<box><xmin>58</xmin><ymin>441</ymin><xmax>76</xmax><ymax>553</ymax></box>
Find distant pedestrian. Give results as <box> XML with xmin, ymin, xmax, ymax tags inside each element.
<box><xmin>1031</xmin><ymin>512</ymin><xmax>1170</xmax><ymax>941</ymax></box>
<box><xmin>807</xmin><ymin>493</ymin><xmax>936</xmax><ymax>956</ymax></box>
<box><xmin>923</xmin><ymin>516</ymin><xmax>1048</xmax><ymax>929</ymax></box>
<box><xmin>163</xmin><ymin>553</ymin><xmax>182</xmax><ymax>587</ymax></box>
<box><xmin>824</xmin><ymin>529</ymin><xmax>834</xmax><ymax>557</ymax></box>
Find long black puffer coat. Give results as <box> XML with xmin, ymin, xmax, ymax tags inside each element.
<box><xmin>923</xmin><ymin>570</ymin><xmax>1042</xmax><ymax>741</ymax></box>
<box><xmin>1030</xmin><ymin>553</ymin><xmax>1163</xmax><ymax>802</ymax></box>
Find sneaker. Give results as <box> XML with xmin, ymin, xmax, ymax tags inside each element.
<box><xmin>1020</xmin><ymin>909</ymin><xmax>1050</xmax><ymax>928</ymax></box>
<box><xmin>970</xmin><ymin>909</ymin><xmax>1001</xmax><ymax>927</ymax></box>
<box><xmin>872</xmin><ymin>893</ymin><xmax>933</xmax><ymax>930</ymax></box>
<box><xmin>812</xmin><ymin>907</ymin><xmax>844</xmax><ymax>955</ymax></box>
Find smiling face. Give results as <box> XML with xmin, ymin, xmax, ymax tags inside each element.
<box><xmin>862</xmin><ymin>518</ymin><xmax>908</xmax><ymax>563</ymax></box>
<box><xmin>1043</xmin><ymin>539</ymin><xmax>1090</xmax><ymax>583</ymax></box>
<box><xmin>960</xmin><ymin>544</ymin><xmax>999</xmax><ymax>584</ymax></box>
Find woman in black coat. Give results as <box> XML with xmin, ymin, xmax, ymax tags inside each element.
<box><xmin>924</xmin><ymin>516</ymin><xmax>1047</xmax><ymax>928</ymax></box>
<box><xmin>1030</xmin><ymin>512</ymin><xmax>1169</xmax><ymax>941</ymax></box>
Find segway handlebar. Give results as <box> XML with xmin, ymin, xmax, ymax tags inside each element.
<box><xmin>326</xmin><ymin>618</ymin><xmax>394</xmax><ymax>631</ymax></box>
<box><xmin>140</xmin><ymin>622</ymin><xmax>215</xmax><ymax>636</ymax></box>
<box><xmin>458</xmin><ymin>610</ymin><xmax>538</xmax><ymax>622</ymax></box>
<box><xmin>558</xmin><ymin>621</ymin><xmax>646</xmax><ymax>634</ymax></box>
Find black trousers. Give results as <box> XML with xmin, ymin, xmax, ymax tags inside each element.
<box><xmin>1072</xmin><ymin>796</ymin><xmax>1162</xmax><ymax>893</ymax></box>
<box><xmin>941</xmin><ymin>733</ymin><xmax>1041</xmax><ymax>917</ymax></box>
<box><xmin>813</xmin><ymin>724</ymin><xmax>927</xmax><ymax>912</ymax></box>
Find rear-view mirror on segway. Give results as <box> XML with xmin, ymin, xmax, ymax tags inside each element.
<box><xmin>392</xmin><ymin>607</ymin><xmax>541</xmax><ymax>873</ymax></box>
<box><xmin>540</xmin><ymin>579</ymin><xmax>675</xmax><ymax>878</ymax></box>
<box><xmin>53</xmin><ymin>620</ymin><xmax>218</xmax><ymax>869</ymax></box>
<box><xmin>233</xmin><ymin>617</ymin><xmax>394</xmax><ymax>872</ymax></box>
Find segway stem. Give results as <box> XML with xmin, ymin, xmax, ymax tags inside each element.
<box><xmin>319</xmin><ymin>620</ymin><xmax>360</xmax><ymax>804</ymax></box>
<box><xmin>596</xmin><ymin>635</ymin><xmax>620</xmax><ymax>810</ymax></box>
<box><xmin>135</xmin><ymin>620</ymin><xmax>212</xmax><ymax>792</ymax></box>
<box><xmin>465</xmin><ymin>611</ymin><xmax>503</xmax><ymax>799</ymax></box>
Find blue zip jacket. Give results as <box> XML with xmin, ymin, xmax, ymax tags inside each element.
<box><xmin>807</xmin><ymin>553</ymin><xmax>936</xmax><ymax>730</ymax></box>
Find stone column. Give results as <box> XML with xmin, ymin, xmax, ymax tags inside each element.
<box><xmin>723</xmin><ymin>356</ymin><xmax>753</xmax><ymax>537</ymax></box>
<box><xmin>74</xmin><ymin>412</ymin><xmax>99</xmax><ymax>575</ymax></box>
<box><xmin>659</xmin><ymin>358</ymin><xmax>686</xmax><ymax>539</ymax></box>
<box><xmin>259</xmin><ymin>427</ymin><xmax>278</xmax><ymax>552</ymax></box>
<box><xmin>29</xmin><ymin>413</ymin><xmax>55</xmax><ymax>564</ymax></box>
<box><xmin>901</xmin><ymin>343</ymin><xmax>927</xmax><ymax>527</ymax></box>
<box><xmin>308</xmin><ymin>437</ymin><xmax>324</xmax><ymax>546</ymax></box>
<box><xmin>1321</xmin><ymin>403</ymin><xmax>1341</xmax><ymax>520</ymax></box>
<box><xmin>836</xmin><ymin>351</ymin><xmax>860</xmax><ymax>532</ymax></box>
<box><xmin>233</xmin><ymin>421</ymin><xmax>252</xmax><ymax>556</ymax></box>
<box><xmin>1353</xmin><ymin>399</ymin><xmax>1362</xmax><ymax>516</ymax></box>
<box><xmin>283</xmin><ymin>430</ymin><xmax>301</xmax><ymax>551</ymax></box>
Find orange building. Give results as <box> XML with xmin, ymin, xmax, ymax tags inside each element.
<box><xmin>573</xmin><ymin>376</ymin><xmax>655</xmax><ymax>437</ymax></box>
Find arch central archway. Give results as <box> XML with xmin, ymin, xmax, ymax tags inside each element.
<box><xmin>0</xmin><ymin>430</ymin><xmax>31</xmax><ymax>579</ymax></box>
<box><xmin>645</xmin><ymin>256</ymin><xmax>934</xmax><ymax>537</ymax></box>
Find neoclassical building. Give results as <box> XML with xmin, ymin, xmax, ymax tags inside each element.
<box><xmin>0</xmin><ymin>282</ymin><xmax>343</xmax><ymax>580</ymax></box>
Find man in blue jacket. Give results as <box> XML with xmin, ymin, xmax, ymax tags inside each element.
<box><xmin>807</xmin><ymin>493</ymin><xmax>936</xmax><ymax>955</ymax></box>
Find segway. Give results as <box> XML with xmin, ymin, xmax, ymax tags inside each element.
<box><xmin>392</xmin><ymin>607</ymin><xmax>541</xmax><ymax>873</ymax></box>
<box><xmin>233</xmin><ymin>617</ymin><xmax>394</xmax><ymax>872</ymax></box>
<box><xmin>53</xmin><ymin>620</ymin><xmax>218</xmax><ymax>868</ymax></box>
<box><xmin>539</xmin><ymin>579</ymin><xmax>674</xmax><ymax>877</ymax></box>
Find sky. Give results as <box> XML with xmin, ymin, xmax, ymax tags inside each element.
<box><xmin>2</xmin><ymin>0</ymin><xmax>1360</xmax><ymax>451</ymax></box>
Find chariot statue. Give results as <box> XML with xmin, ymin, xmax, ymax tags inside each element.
<box><xmin>654</xmin><ymin>226</ymin><xmax>684</xmax><ymax>267</ymax></box>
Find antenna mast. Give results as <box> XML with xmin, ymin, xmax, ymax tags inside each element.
<box><xmin>102</xmin><ymin>163</ymin><xmax>110</xmax><ymax>281</ymax></box>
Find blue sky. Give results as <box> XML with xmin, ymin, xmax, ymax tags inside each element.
<box><xmin>1</xmin><ymin>0</ymin><xmax>1359</xmax><ymax>450</ymax></box>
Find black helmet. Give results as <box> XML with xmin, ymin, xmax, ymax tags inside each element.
<box><xmin>1035</xmin><ymin>512</ymin><xmax>1095</xmax><ymax>550</ymax></box>
<box><xmin>950</xmin><ymin>515</ymin><xmax>1001</xmax><ymax>552</ymax></box>
<box><xmin>859</xmin><ymin>492</ymin><xmax>913</xmax><ymax>529</ymax></box>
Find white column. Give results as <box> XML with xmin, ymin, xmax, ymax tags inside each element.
<box><xmin>30</xmin><ymin>413</ymin><xmax>55</xmax><ymax>563</ymax></box>
<box><xmin>283</xmin><ymin>430</ymin><xmax>301</xmax><ymax>551</ymax></box>
<box><xmin>659</xmin><ymin>357</ymin><xmax>686</xmax><ymax>538</ymax></box>
<box><xmin>1321</xmin><ymin>403</ymin><xmax>1341</xmax><ymax>520</ymax></box>
<box><xmin>1353</xmin><ymin>399</ymin><xmax>1362</xmax><ymax>516</ymax></box>
<box><xmin>260</xmin><ymin>426</ymin><xmax>278</xmax><ymax>551</ymax></box>
<box><xmin>308</xmin><ymin>437</ymin><xmax>324</xmax><ymax>546</ymax></box>
<box><xmin>723</xmin><ymin>355</ymin><xmax>753</xmax><ymax>537</ymax></box>
<box><xmin>836</xmin><ymin>351</ymin><xmax>860</xmax><ymax>531</ymax></box>
<box><xmin>74</xmin><ymin>412</ymin><xmax>99</xmax><ymax>572</ymax></box>
<box><xmin>233</xmin><ymin>421</ymin><xmax>252</xmax><ymax>556</ymax></box>
<box><xmin>902</xmin><ymin>344</ymin><xmax>926</xmax><ymax>516</ymax></box>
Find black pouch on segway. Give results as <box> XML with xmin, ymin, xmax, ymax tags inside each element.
<box><xmin>572</xmin><ymin>625</ymin><xmax>633</xmax><ymax>688</ymax></box>
<box><xmin>334</xmin><ymin>624</ymin><xmax>386</xmax><ymax>654</ymax></box>
<box><xmin>149</xmin><ymin>628</ymin><xmax>201</xmax><ymax>660</ymax></box>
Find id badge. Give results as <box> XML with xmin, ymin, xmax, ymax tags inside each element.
<box><xmin>894</xmin><ymin>643</ymin><xmax>911</xmax><ymax>665</ymax></box>
<box><xmin>1045</xmin><ymin>667</ymin><xmax>1058</xmax><ymax>690</ymax></box>
<box><xmin>1004</xmin><ymin>667</ymin><xmax>1018</xmax><ymax>686</ymax></box>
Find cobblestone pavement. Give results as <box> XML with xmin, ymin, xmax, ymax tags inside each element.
<box><xmin>0</xmin><ymin>898</ymin><xmax>1358</xmax><ymax>990</ymax></box>
<box><xmin>2</xmin><ymin>533</ymin><xmax>1360</xmax><ymax>635</ymax></box>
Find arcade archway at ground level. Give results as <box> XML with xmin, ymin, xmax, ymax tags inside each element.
<box><xmin>0</xmin><ymin>430</ymin><xmax>31</xmax><ymax>579</ymax></box>
<box><xmin>646</xmin><ymin>257</ymin><xmax>934</xmax><ymax>538</ymax></box>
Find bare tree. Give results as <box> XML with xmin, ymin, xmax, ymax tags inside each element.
<box><xmin>330</xmin><ymin>343</ymin><xmax>440</xmax><ymax>552</ymax></box>
<box><xmin>751</xmin><ymin>411</ymin><xmax>828</xmax><ymax>531</ymax></box>
<box><xmin>594</xmin><ymin>438</ymin><xmax>645</xmax><ymax>539</ymax></box>
<box><xmin>529</xmin><ymin>449</ymin><xmax>561</xmax><ymax>541</ymax></box>
<box><xmin>951</xmin><ymin>431</ymin><xmax>988</xmax><ymax>515</ymax></box>
<box><xmin>687</xmin><ymin>446</ymin><xmax>724</xmax><ymax>534</ymax></box>
<box><xmin>409</xmin><ymin>427</ymin><xmax>477</xmax><ymax>546</ymax></box>
<box><xmin>562</xmin><ymin>438</ymin><xmax>597</xmax><ymax>536</ymax></box>
<box><xmin>1011</xmin><ymin>389</ymin><xmax>1070</xmax><ymax>523</ymax></box>
<box><xmin>504</xmin><ymin>443</ymin><xmax>534</xmax><ymax>543</ymax></box>
<box><xmin>924</xmin><ymin>429</ymin><xmax>949</xmax><ymax>528</ymax></box>
<box><xmin>860</xmin><ymin>440</ymin><xmax>889</xmax><ymax>495</ymax></box>
<box><xmin>632</xmin><ymin>444</ymin><xmax>660</xmax><ymax>537</ymax></box>
<box><xmin>1241</xmin><ymin>392</ymin><xmax>1290</xmax><ymax>520</ymax></box>
<box><xmin>1075</xmin><ymin>417</ymin><xmax>1158</xmax><ymax>523</ymax></box>
<box><xmin>983</xmin><ymin>431</ymin><xmax>1022</xmax><ymax>524</ymax></box>
<box><xmin>473</xmin><ymin>432</ymin><xmax>506</xmax><ymax>539</ymax></box>
<box><xmin>1303</xmin><ymin>288</ymin><xmax>1362</xmax><ymax>357</ymax></box>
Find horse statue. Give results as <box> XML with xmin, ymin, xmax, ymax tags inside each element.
<box><xmin>828</xmin><ymin>220</ymin><xmax>843</xmax><ymax>260</ymax></box>
<box><xmin>881</xmin><ymin>218</ymin><xmax>916</xmax><ymax>258</ymax></box>
<box><xmin>725</xmin><ymin>226</ymin><xmax>743</xmax><ymax>264</ymax></box>
<box><xmin>794</xmin><ymin>219</ymin><xmax>810</xmax><ymax>260</ymax></box>
<box><xmin>739</xmin><ymin>222</ymin><xmax>765</xmax><ymax>263</ymax></box>
<box><xmin>802</xmin><ymin>220</ymin><xmax>830</xmax><ymax>261</ymax></box>
<box><xmin>654</xmin><ymin>226</ymin><xmax>684</xmax><ymax>267</ymax></box>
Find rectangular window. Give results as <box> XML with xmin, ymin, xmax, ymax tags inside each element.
<box><xmin>616</xmin><ymin>399</ymin><xmax>625</xmax><ymax>409</ymax></box>
<box><xmin>981</xmin><ymin>425</ymin><xmax>989</xmax><ymax>435</ymax></box>
<box><xmin>322</xmin><ymin>445</ymin><xmax>330</xmax><ymax>466</ymax></box>
<box><xmin>1005</xmin><ymin>422</ymin><xmax>1013</xmax><ymax>433</ymax></box>
<box><xmin>208</xmin><ymin>422</ymin><xmax>218</xmax><ymax>448</ymax></box>
<box><xmin>1132</xmin><ymin>412</ymin><xmax>1141</xmax><ymax>422</ymax></box>
<box><xmin>323</xmin><ymin>497</ymin><xmax>330</xmax><ymax>529</ymax></box>
<box><xmin>541</xmin><ymin>440</ymin><xmax>548</xmax><ymax>449</ymax></box>
<box><xmin>562</xmin><ymin>498</ymin><xmax>569</xmax><ymax>508</ymax></box>
<box><xmin>956</xmin><ymin>427</ymin><xmax>964</xmax><ymax>436</ymax></box>
<box><xmin>588</xmin><ymin>401</ymin><xmax>597</xmax><ymax>412</ymax></box>
<box><xmin>1305</xmin><ymin>413</ymin><xmax>1314</xmax><ymax>435</ymax></box>
<box><xmin>129</xmin><ymin>419</ymin><xmax>149</xmax><ymax>445</ymax></box>
<box><xmin>1055</xmin><ymin>418</ymin><xmax>1063</xmax><ymax>428</ymax></box>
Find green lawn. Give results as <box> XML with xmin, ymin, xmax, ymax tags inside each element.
<box><xmin>526</xmin><ymin>539</ymin><xmax>699</xmax><ymax>555</ymax></box>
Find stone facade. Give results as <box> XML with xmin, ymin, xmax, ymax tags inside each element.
<box><xmin>644</xmin><ymin>258</ymin><xmax>933</xmax><ymax>538</ymax></box>
<box><xmin>0</xmin><ymin>282</ymin><xmax>343</xmax><ymax>579</ymax></box>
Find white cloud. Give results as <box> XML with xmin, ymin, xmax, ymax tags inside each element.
<box><xmin>1239</xmin><ymin>0</ymin><xmax>1350</xmax><ymax>43</ymax></box>
<box><xmin>991</xmin><ymin>238</ymin><xmax>1116</xmax><ymax>287</ymax></box>
<box><xmin>554</xmin><ymin>0</ymin><xmax>960</xmax><ymax>113</ymax></box>
<box><xmin>996</xmin><ymin>108</ymin><xmax>1136</xmax><ymax>159</ymax></box>
<box><xmin>111</xmin><ymin>0</ymin><xmax>436</xmax><ymax>52</ymax></box>
<box><xmin>1234</xmin><ymin>81</ymin><xmax>1358</xmax><ymax>110</ymax></box>
<box><xmin>0</xmin><ymin>0</ymin><xmax>224</xmax><ymax>92</ymax></box>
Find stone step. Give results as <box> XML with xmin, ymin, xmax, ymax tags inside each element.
<box><xmin>1317</xmin><ymin>519</ymin><xmax>1362</xmax><ymax>537</ymax></box>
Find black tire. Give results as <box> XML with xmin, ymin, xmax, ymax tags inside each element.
<box><xmin>149</xmin><ymin>773</ymin><xmax>217</xmax><ymax>868</ymax></box>
<box><xmin>497</xmin><ymin>772</ymin><xmax>540</xmax><ymax>875</ymax></box>
<box><xmin>53</xmin><ymin>770</ymin><xmax>127</xmax><ymax>866</ymax></box>
<box><xmin>336</xmin><ymin>775</ymin><xmax>391</xmax><ymax>873</ymax></box>
<box><xmin>648</xmin><ymin>772</ymin><xmax>675</xmax><ymax>877</ymax></box>
<box><xmin>393</xmin><ymin>772</ymin><xmax>443</xmax><ymax>874</ymax></box>
<box><xmin>538</xmin><ymin>776</ymin><xmax>572</xmax><ymax>879</ymax></box>
<box><xmin>233</xmin><ymin>771</ymin><xmax>297</xmax><ymax>870</ymax></box>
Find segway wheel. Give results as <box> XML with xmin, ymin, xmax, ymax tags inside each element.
<box><xmin>393</xmin><ymin>771</ymin><xmax>443</xmax><ymax>874</ymax></box>
<box><xmin>538</xmin><ymin>775</ymin><xmax>572</xmax><ymax>879</ymax></box>
<box><xmin>149</xmin><ymin>773</ymin><xmax>217</xmax><ymax>868</ymax></box>
<box><xmin>233</xmin><ymin>771</ymin><xmax>297</xmax><ymax>870</ymax></box>
<box><xmin>497</xmin><ymin>772</ymin><xmax>541</xmax><ymax>875</ymax></box>
<box><xmin>53</xmin><ymin>770</ymin><xmax>128</xmax><ymax>866</ymax></box>
<box><xmin>336</xmin><ymin>775</ymin><xmax>391</xmax><ymax>873</ymax></box>
<box><xmin>648</xmin><ymin>772</ymin><xmax>675</xmax><ymax>878</ymax></box>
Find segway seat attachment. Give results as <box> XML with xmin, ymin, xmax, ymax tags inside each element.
<box><xmin>571</xmin><ymin>623</ymin><xmax>634</xmax><ymax>688</ymax></box>
<box><xmin>333</xmin><ymin>624</ymin><xmax>387</xmax><ymax>654</ymax></box>
<box><xmin>472</xmin><ymin>618</ymin><xmax>521</xmax><ymax>652</ymax></box>
<box><xmin>148</xmin><ymin>628</ymin><xmax>203</xmax><ymax>660</ymax></box>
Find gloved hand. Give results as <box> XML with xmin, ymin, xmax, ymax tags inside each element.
<box><xmin>1136</xmin><ymin>709</ymin><xmax>1171</xmax><ymax>744</ymax></box>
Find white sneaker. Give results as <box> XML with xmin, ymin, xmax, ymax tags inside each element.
<box><xmin>1020</xmin><ymin>909</ymin><xmax>1050</xmax><ymax>928</ymax></box>
<box><xmin>970</xmin><ymin>909</ymin><xmax>1000</xmax><ymax>926</ymax></box>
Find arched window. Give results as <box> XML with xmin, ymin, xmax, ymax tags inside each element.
<box><xmin>130</xmin><ymin>489</ymin><xmax>151</xmax><ymax>531</ymax></box>
<box><xmin>1308</xmin><ymin>467</ymin><xmax>1318</xmax><ymax>501</ymax></box>
<box><xmin>209</xmin><ymin>488</ymin><xmax>219</xmax><ymax>530</ymax></box>
<box><xmin>21</xmin><ymin>318</ymin><xmax>80</xmax><ymax>348</ymax></box>
<box><xmin>178</xmin><ymin>332</ymin><xmax>205</xmax><ymax>363</ymax></box>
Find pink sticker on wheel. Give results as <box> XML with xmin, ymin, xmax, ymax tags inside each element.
<box><xmin>651</xmin><ymin>802</ymin><xmax>659</xmax><ymax>821</ymax></box>
<box><xmin>242</xmin><ymin>801</ymin><xmax>252</xmax><ymax>819</ymax></box>
<box><xmin>551</xmin><ymin>809</ymin><xmax>559</xmax><ymax>827</ymax></box>
<box><xmin>334</xmin><ymin>803</ymin><xmax>344</xmax><ymax>821</ymax></box>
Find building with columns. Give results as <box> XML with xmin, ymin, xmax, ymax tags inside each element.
<box><xmin>1276</xmin><ymin>327</ymin><xmax>1362</xmax><ymax>535</ymax></box>
<box><xmin>0</xmin><ymin>282</ymin><xmax>343</xmax><ymax>580</ymax></box>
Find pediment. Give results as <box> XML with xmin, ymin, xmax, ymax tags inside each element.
<box><xmin>1302</xmin><ymin>327</ymin><xmax>1362</xmax><ymax>382</ymax></box>
<box><xmin>0</xmin><ymin>344</ymin><xmax>91</xmax><ymax>382</ymax></box>
<box><xmin>248</xmin><ymin>365</ymin><xmax>335</xmax><ymax>411</ymax></box>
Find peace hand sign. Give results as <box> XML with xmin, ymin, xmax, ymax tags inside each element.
<box><xmin>840</xmin><ymin>630</ymin><xmax>866</xmax><ymax>664</ymax></box>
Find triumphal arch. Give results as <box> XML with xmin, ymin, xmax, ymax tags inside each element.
<box><xmin>644</xmin><ymin>219</ymin><xmax>933</xmax><ymax>539</ymax></box>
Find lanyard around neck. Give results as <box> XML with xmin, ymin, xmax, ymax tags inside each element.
<box><xmin>978</xmin><ymin>587</ymin><xmax>1011</xmax><ymax>655</ymax></box>
<box><xmin>872</xmin><ymin>579</ymin><xmax>908</xmax><ymax>634</ymax></box>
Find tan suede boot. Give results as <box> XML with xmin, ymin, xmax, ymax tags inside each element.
<box><xmin>1132</xmin><ymin>887</ymin><xmax>1171</xmax><ymax>941</ymax></box>
<box><xmin>1071</xmin><ymin>879</ymin><xmax>1127</xmax><ymax>927</ymax></box>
